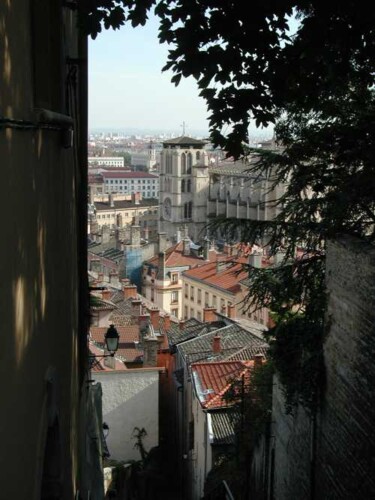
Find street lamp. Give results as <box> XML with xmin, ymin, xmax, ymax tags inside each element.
<box><xmin>89</xmin><ymin>324</ymin><xmax>120</xmax><ymax>365</ymax></box>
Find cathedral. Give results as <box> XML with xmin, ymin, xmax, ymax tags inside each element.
<box><xmin>159</xmin><ymin>136</ymin><xmax>210</xmax><ymax>243</ymax></box>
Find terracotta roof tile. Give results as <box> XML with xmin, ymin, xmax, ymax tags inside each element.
<box><xmin>192</xmin><ymin>361</ymin><xmax>253</xmax><ymax>409</ymax></box>
<box><xmin>183</xmin><ymin>257</ymin><xmax>248</xmax><ymax>294</ymax></box>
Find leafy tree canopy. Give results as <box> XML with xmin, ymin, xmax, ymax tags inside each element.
<box><xmin>80</xmin><ymin>1</ymin><xmax>375</xmax><ymax>156</ymax></box>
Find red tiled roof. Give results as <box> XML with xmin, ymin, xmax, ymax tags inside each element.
<box><xmin>146</xmin><ymin>241</ymin><xmax>215</xmax><ymax>268</ymax></box>
<box><xmin>102</xmin><ymin>172</ymin><xmax>158</xmax><ymax>179</ymax></box>
<box><xmin>192</xmin><ymin>361</ymin><xmax>253</xmax><ymax>409</ymax></box>
<box><xmin>90</xmin><ymin>325</ymin><xmax>140</xmax><ymax>343</ymax></box>
<box><xmin>183</xmin><ymin>257</ymin><xmax>248</xmax><ymax>294</ymax></box>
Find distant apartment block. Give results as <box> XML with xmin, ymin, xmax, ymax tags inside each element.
<box><xmin>88</xmin><ymin>156</ymin><xmax>125</xmax><ymax>168</ymax></box>
<box><xmin>103</xmin><ymin>171</ymin><xmax>159</xmax><ymax>198</ymax></box>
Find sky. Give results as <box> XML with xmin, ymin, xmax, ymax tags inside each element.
<box><xmin>89</xmin><ymin>15</ymin><xmax>212</xmax><ymax>135</ymax></box>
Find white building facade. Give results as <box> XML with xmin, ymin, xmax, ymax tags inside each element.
<box><xmin>103</xmin><ymin>171</ymin><xmax>159</xmax><ymax>198</ymax></box>
<box><xmin>89</xmin><ymin>156</ymin><xmax>125</xmax><ymax>168</ymax></box>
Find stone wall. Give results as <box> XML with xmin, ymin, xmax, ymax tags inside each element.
<box><xmin>271</xmin><ymin>235</ymin><xmax>375</xmax><ymax>499</ymax></box>
<box><xmin>315</xmin><ymin>236</ymin><xmax>375</xmax><ymax>499</ymax></box>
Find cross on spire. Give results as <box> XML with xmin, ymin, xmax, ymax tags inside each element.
<box><xmin>180</xmin><ymin>121</ymin><xmax>188</xmax><ymax>135</ymax></box>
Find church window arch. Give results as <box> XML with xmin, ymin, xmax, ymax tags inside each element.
<box><xmin>181</xmin><ymin>153</ymin><xmax>186</xmax><ymax>174</ymax></box>
<box><xmin>196</xmin><ymin>151</ymin><xmax>200</xmax><ymax>160</ymax></box>
<box><xmin>181</xmin><ymin>179</ymin><xmax>185</xmax><ymax>193</ymax></box>
<box><xmin>187</xmin><ymin>153</ymin><xmax>192</xmax><ymax>174</ymax></box>
<box><xmin>187</xmin><ymin>179</ymin><xmax>191</xmax><ymax>192</ymax></box>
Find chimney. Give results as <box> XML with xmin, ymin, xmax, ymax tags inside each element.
<box><xmin>91</xmin><ymin>259</ymin><xmax>101</xmax><ymax>273</ymax></box>
<box><xmin>102</xmin><ymin>225</ymin><xmax>111</xmax><ymax>244</ymax></box>
<box><xmin>249</xmin><ymin>252</ymin><xmax>262</xmax><ymax>268</ymax></box>
<box><xmin>132</xmin><ymin>192</ymin><xmax>141</xmax><ymax>205</ymax></box>
<box><xmin>203</xmin><ymin>307</ymin><xmax>217</xmax><ymax>323</ymax></box>
<box><xmin>139</xmin><ymin>313</ymin><xmax>151</xmax><ymax>338</ymax></box>
<box><xmin>148</xmin><ymin>307</ymin><xmax>160</xmax><ymax>331</ymax></box>
<box><xmin>203</xmin><ymin>237</ymin><xmax>210</xmax><ymax>261</ymax></box>
<box><xmin>143</xmin><ymin>336</ymin><xmax>159</xmax><ymax>367</ymax></box>
<box><xmin>123</xmin><ymin>284</ymin><xmax>138</xmax><ymax>299</ymax></box>
<box><xmin>227</xmin><ymin>304</ymin><xmax>236</xmax><ymax>319</ymax></box>
<box><xmin>253</xmin><ymin>353</ymin><xmax>265</xmax><ymax>368</ymax></box>
<box><xmin>130</xmin><ymin>224</ymin><xmax>141</xmax><ymax>246</ymax></box>
<box><xmin>179</xmin><ymin>320</ymin><xmax>185</xmax><ymax>331</ymax></box>
<box><xmin>183</xmin><ymin>238</ymin><xmax>190</xmax><ymax>256</ymax></box>
<box><xmin>213</xmin><ymin>335</ymin><xmax>221</xmax><ymax>354</ymax></box>
<box><xmin>121</xmin><ymin>278</ymin><xmax>130</xmax><ymax>286</ymax></box>
<box><xmin>109</xmin><ymin>271</ymin><xmax>119</xmax><ymax>286</ymax></box>
<box><xmin>109</xmin><ymin>193</ymin><xmax>115</xmax><ymax>208</ymax></box>
<box><xmin>163</xmin><ymin>314</ymin><xmax>171</xmax><ymax>331</ymax></box>
<box><xmin>131</xmin><ymin>299</ymin><xmax>142</xmax><ymax>319</ymax></box>
<box><xmin>158</xmin><ymin>232</ymin><xmax>167</xmax><ymax>253</ymax></box>
<box><xmin>102</xmin><ymin>289</ymin><xmax>111</xmax><ymax>301</ymax></box>
<box><xmin>176</xmin><ymin>229</ymin><xmax>182</xmax><ymax>243</ymax></box>
<box><xmin>116</xmin><ymin>213</ymin><xmax>123</xmax><ymax>227</ymax></box>
<box><xmin>157</xmin><ymin>252</ymin><xmax>166</xmax><ymax>281</ymax></box>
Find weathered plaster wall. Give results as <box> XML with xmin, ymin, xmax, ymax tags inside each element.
<box><xmin>95</xmin><ymin>369</ymin><xmax>160</xmax><ymax>462</ymax></box>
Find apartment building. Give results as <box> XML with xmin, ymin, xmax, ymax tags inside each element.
<box><xmin>88</xmin><ymin>156</ymin><xmax>125</xmax><ymax>167</ymax></box>
<box><xmin>103</xmin><ymin>171</ymin><xmax>159</xmax><ymax>198</ymax></box>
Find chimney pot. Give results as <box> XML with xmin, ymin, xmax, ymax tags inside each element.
<box><xmin>203</xmin><ymin>307</ymin><xmax>217</xmax><ymax>323</ymax></box>
<box><xmin>123</xmin><ymin>284</ymin><xmax>138</xmax><ymax>299</ymax></box>
<box><xmin>213</xmin><ymin>335</ymin><xmax>221</xmax><ymax>354</ymax></box>
<box><xmin>101</xmin><ymin>289</ymin><xmax>111</xmax><ymax>302</ymax></box>
<box><xmin>163</xmin><ymin>314</ymin><xmax>171</xmax><ymax>331</ymax></box>
<box><xmin>227</xmin><ymin>304</ymin><xmax>236</xmax><ymax>319</ymax></box>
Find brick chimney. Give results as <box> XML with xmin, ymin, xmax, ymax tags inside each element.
<box><xmin>253</xmin><ymin>353</ymin><xmax>265</xmax><ymax>368</ymax></box>
<box><xmin>203</xmin><ymin>307</ymin><xmax>217</xmax><ymax>323</ymax></box>
<box><xmin>163</xmin><ymin>314</ymin><xmax>171</xmax><ymax>331</ymax></box>
<box><xmin>123</xmin><ymin>284</ymin><xmax>138</xmax><ymax>299</ymax></box>
<box><xmin>148</xmin><ymin>307</ymin><xmax>160</xmax><ymax>331</ymax></box>
<box><xmin>213</xmin><ymin>335</ymin><xmax>221</xmax><ymax>354</ymax></box>
<box><xmin>102</xmin><ymin>289</ymin><xmax>111</xmax><ymax>302</ymax></box>
<box><xmin>227</xmin><ymin>304</ymin><xmax>236</xmax><ymax>319</ymax></box>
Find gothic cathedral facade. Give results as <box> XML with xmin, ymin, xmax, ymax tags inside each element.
<box><xmin>159</xmin><ymin>136</ymin><xmax>210</xmax><ymax>243</ymax></box>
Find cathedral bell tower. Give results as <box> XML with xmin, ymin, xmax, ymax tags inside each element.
<box><xmin>159</xmin><ymin>136</ymin><xmax>209</xmax><ymax>243</ymax></box>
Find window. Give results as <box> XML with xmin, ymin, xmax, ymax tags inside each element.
<box><xmin>171</xmin><ymin>291</ymin><xmax>179</xmax><ymax>304</ymax></box>
<box><xmin>196</xmin><ymin>151</ymin><xmax>201</xmax><ymax>160</ymax></box>
<box><xmin>184</xmin><ymin>306</ymin><xmax>188</xmax><ymax>319</ymax></box>
<box><xmin>187</xmin><ymin>153</ymin><xmax>192</xmax><ymax>174</ymax></box>
<box><xmin>212</xmin><ymin>295</ymin><xmax>217</xmax><ymax>307</ymax></box>
<box><xmin>190</xmin><ymin>308</ymin><xmax>194</xmax><ymax>318</ymax></box>
<box><xmin>181</xmin><ymin>153</ymin><xmax>186</xmax><ymax>174</ymax></box>
<box><xmin>190</xmin><ymin>286</ymin><xmax>194</xmax><ymax>301</ymax></box>
<box><xmin>184</xmin><ymin>201</ymin><xmax>192</xmax><ymax>219</ymax></box>
<box><xmin>171</xmin><ymin>273</ymin><xmax>178</xmax><ymax>284</ymax></box>
<box><xmin>181</xmin><ymin>179</ymin><xmax>185</xmax><ymax>192</ymax></box>
<box><xmin>205</xmin><ymin>292</ymin><xmax>209</xmax><ymax>306</ymax></box>
<box><xmin>184</xmin><ymin>284</ymin><xmax>188</xmax><ymax>298</ymax></box>
<box><xmin>171</xmin><ymin>308</ymin><xmax>178</xmax><ymax>317</ymax></box>
<box><xmin>187</xmin><ymin>179</ymin><xmax>191</xmax><ymax>192</ymax></box>
<box><xmin>197</xmin><ymin>311</ymin><xmax>202</xmax><ymax>321</ymax></box>
<box><xmin>197</xmin><ymin>289</ymin><xmax>201</xmax><ymax>304</ymax></box>
<box><xmin>221</xmin><ymin>299</ymin><xmax>226</xmax><ymax>313</ymax></box>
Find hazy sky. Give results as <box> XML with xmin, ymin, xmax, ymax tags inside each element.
<box><xmin>89</xmin><ymin>15</ymin><xmax>211</xmax><ymax>135</ymax></box>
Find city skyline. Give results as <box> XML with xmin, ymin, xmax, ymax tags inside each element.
<box><xmin>89</xmin><ymin>14</ymin><xmax>273</xmax><ymax>139</ymax></box>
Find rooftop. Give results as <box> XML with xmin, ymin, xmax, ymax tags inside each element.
<box><xmin>95</xmin><ymin>198</ymin><xmax>159</xmax><ymax>211</ymax></box>
<box><xmin>102</xmin><ymin>172</ymin><xmax>158</xmax><ymax>179</ymax></box>
<box><xmin>182</xmin><ymin>257</ymin><xmax>249</xmax><ymax>294</ymax></box>
<box><xmin>146</xmin><ymin>240</ymin><xmax>215</xmax><ymax>268</ymax></box>
<box><xmin>192</xmin><ymin>360</ymin><xmax>252</xmax><ymax>409</ymax></box>
<box><xmin>162</xmin><ymin>136</ymin><xmax>207</xmax><ymax>147</ymax></box>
